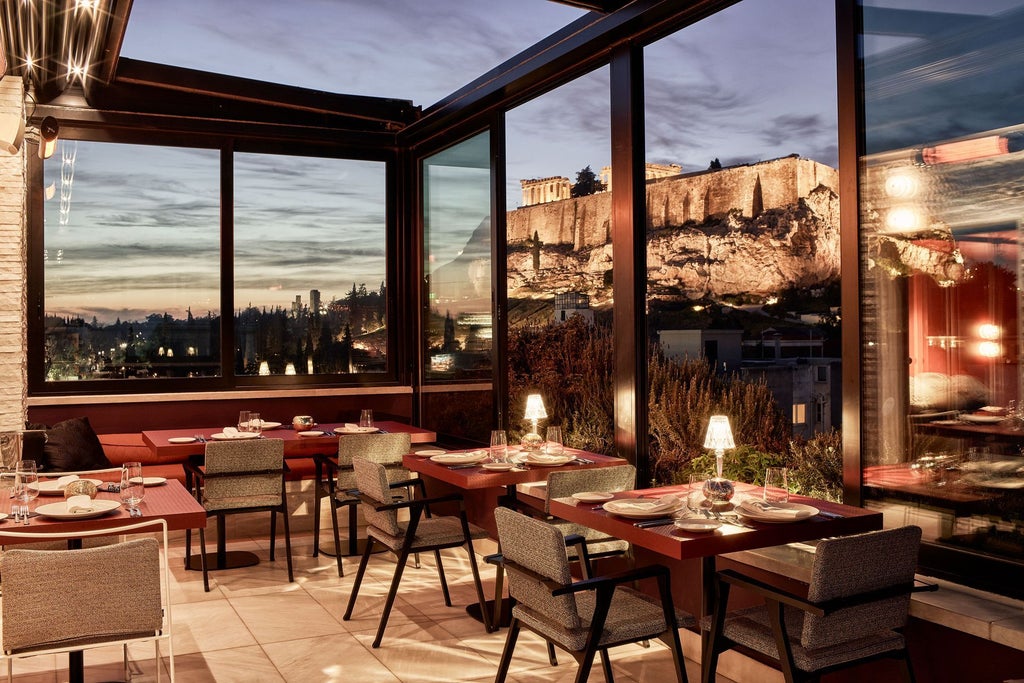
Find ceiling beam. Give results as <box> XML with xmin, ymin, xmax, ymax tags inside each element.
<box><xmin>546</xmin><ymin>0</ymin><xmax>631</xmax><ymax>11</ymax></box>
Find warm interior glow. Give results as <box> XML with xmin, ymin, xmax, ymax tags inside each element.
<box><xmin>284</xmin><ymin>363</ymin><xmax>296</xmax><ymax>375</ymax></box>
<box><xmin>884</xmin><ymin>206</ymin><xmax>923</xmax><ymax>233</ymax></box>
<box><xmin>258</xmin><ymin>361</ymin><xmax>271</xmax><ymax>376</ymax></box>
<box><xmin>703</xmin><ymin>415</ymin><xmax>735</xmax><ymax>450</ymax></box>
<box><xmin>523</xmin><ymin>394</ymin><xmax>548</xmax><ymax>421</ymax></box>
<box><xmin>978</xmin><ymin>341</ymin><xmax>1002</xmax><ymax>358</ymax></box>
<box><xmin>978</xmin><ymin>323</ymin><xmax>1000</xmax><ymax>340</ymax></box>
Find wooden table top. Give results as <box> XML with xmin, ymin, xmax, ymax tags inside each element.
<box><xmin>143</xmin><ymin>420</ymin><xmax>437</xmax><ymax>459</ymax></box>
<box><xmin>549</xmin><ymin>482</ymin><xmax>883</xmax><ymax>562</ymax></box>
<box><xmin>402</xmin><ymin>448</ymin><xmax>625</xmax><ymax>490</ymax></box>
<box><xmin>0</xmin><ymin>479</ymin><xmax>206</xmax><ymax>541</ymax></box>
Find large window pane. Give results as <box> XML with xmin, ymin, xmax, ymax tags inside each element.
<box><xmin>42</xmin><ymin>142</ymin><xmax>220</xmax><ymax>381</ymax></box>
<box><xmin>643</xmin><ymin>0</ymin><xmax>841</xmax><ymax>489</ymax></box>
<box><xmin>234</xmin><ymin>154</ymin><xmax>387</xmax><ymax>376</ymax></box>
<box><xmin>858</xmin><ymin>0</ymin><xmax>1024</xmax><ymax>598</ymax></box>
<box><xmin>422</xmin><ymin>133</ymin><xmax>492</xmax><ymax>384</ymax></box>
<box><xmin>506</xmin><ymin>70</ymin><xmax>613</xmax><ymax>454</ymax></box>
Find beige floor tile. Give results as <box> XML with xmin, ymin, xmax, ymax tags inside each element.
<box><xmin>171</xmin><ymin>646</ymin><xmax>285</xmax><ymax>683</ymax></box>
<box><xmin>170</xmin><ymin>600</ymin><xmax>258</xmax><ymax>655</ymax></box>
<box><xmin>262</xmin><ymin>633</ymin><xmax>401</xmax><ymax>683</ymax></box>
<box><xmin>229</xmin><ymin>590</ymin><xmax>346</xmax><ymax>644</ymax></box>
<box><xmin>350</xmin><ymin>630</ymin><xmax>497</xmax><ymax>683</ymax></box>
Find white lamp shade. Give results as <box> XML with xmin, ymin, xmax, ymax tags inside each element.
<box><xmin>523</xmin><ymin>394</ymin><xmax>548</xmax><ymax>421</ymax></box>
<box><xmin>258</xmin><ymin>361</ymin><xmax>271</xmax><ymax>376</ymax></box>
<box><xmin>703</xmin><ymin>415</ymin><xmax>735</xmax><ymax>450</ymax></box>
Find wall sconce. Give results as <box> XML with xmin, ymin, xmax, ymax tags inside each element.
<box><xmin>702</xmin><ymin>415</ymin><xmax>736</xmax><ymax>504</ymax></box>
<box><xmin>521</xmin><ymin>393</ymin><xmax>548</xmax><ymax>452</ymax></box>
<box><xmin>38</xmin><ymin>116</ymin><xmax>58</xmax><ymax>159</ymax></box>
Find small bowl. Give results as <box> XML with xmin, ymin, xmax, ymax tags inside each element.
<box><xmin>292</xmin><ymin>415</ymin><xmax>315</xmax><ymax>431</ymax></box>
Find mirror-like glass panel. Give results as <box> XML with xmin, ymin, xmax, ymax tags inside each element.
<box><xmin>234</xmin><ymin>154</ymin><xmax>387</xmax><ymax>376</ymax></box>
<box><xmin>42</xmin><ymin>141</ymin><xmax>221</xmax><ymax>381</ymax></box>
<box><xmin>859</xmin><ymin>0</ymin><xmax>1024</xmax><ymax>598</ymax></box>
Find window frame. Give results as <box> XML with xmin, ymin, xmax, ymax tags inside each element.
<box><xmin>27</xmin><ymin>130</ymin><xmax>401</xmax><ymax>396</ymax></box>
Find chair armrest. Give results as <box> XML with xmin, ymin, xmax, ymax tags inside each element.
<box><xmin>358</xmin><ymin>491</ymin><xmax>464</xmax><ymax>512</ymax></box>
<box><xmin>552</xmin><ymin>563</ymin><xmax>670</xmax><ymax>596</ymax></box>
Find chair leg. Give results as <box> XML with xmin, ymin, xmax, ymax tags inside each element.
<box><xmin>495</xmin><ymin>618</ymin><xmax>522</xmax><ymax>683</ymax></box>
<box><xmin>198</xmin><ymin>525</ymin><xmax>211</xmax><ymax>592</ymax></box>
<box><xmin>546</xmin><ymin>642</ymin><xmax>558</xmax><ymax>666</ymax></box>
<box><xmin>575</xmin><ymin>642</ymin><xmax>600</xmax><ymax>683</ymax></box>
<box><xmin>373</xmin><ymin>547</ymin><xmax>412</xmax><ymax>648</ymax></box>
<box><xmin>123</xmin><ymin>643</ymin><xmax>130</xmax><ymax>681</ymax></box>
<box><xmin>281</xmin><ymin>503</ymin><xmax>294</xmax><ymax>583</ymax></box>
<box><xmin>599</xmin><ymin>648</ymin><xmax>615</xmax><ymax>683</ymax></box>
<box><xmin>343</xmin><ymin>536</ymin><xmax>375</xmax><ymax>621</ymax></box>
<box><xmin>312</xmin><ymin>468</ymin><xmax>322</xmax><ymax>557</ymax></box>
<box><xmin>330</xmin><ymin>497</ymin><xmax>344</xmax><ymax>577</ymax></box>
<box><xmin>347</xmin><ymin>500</ymin><xmax>360</xmax><ymax>557</ymax></box>
<box><xmin>269</xmin><ymin>508</ymin><xmax>277</xmax><ymax>561</ymax></box>
<box><xmin>903</xmin><ymin>650</ymin><xmax>917</xmax><ymax>683</ymax></box>
<box><xmin>434</xmin><ymin>549</ymin><xmax>452</xmax><ymax>606</ymax></box>
<box><xmin>184</xmin><ymin>528</ymin><xmax>192</xmax><ymax>570</ymax></box>
<box><xmin>464</xmin><ymin>542</ymin><xmax>493</xmax><ymax>633</ymax></box>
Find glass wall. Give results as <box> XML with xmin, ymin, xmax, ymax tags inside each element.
<box><xmin>234</xmin><ymin>154</ymin><xmax>387</xmax><ymax>377</ymax></box>
<box><xmin>42</xmin><ymin>141</ymin><xmax>221</xmax><ymax>380</ymax></box>
<box><xmin>642</xmin><ymin>0</ymin><xmax>841</xmax><ymax>489</ymax></box>
<box><xmin>505</xmin><ymin>69</ymin><xmax>613</xmax><ymax>453</ymax></box>
<box><xmin>858</xmin><ymin>0</ymin><xmax>1024</xmax><ymax>597</ymax></box>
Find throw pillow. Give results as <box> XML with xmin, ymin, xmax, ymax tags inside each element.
<box><xmin>25</xmin><ymin>417</ymin><xmax>112</xmax><ymax>472</ymax></box>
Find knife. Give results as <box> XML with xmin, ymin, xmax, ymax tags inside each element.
<box><xmin>634</xmin><ymin>517</ymin><xmax>675</xmax><ymax>528</ymax></box>
<box><xmin>447</xmin><ymin>463</ymin><xmax>480</xmax><ymax>470</ymax></box>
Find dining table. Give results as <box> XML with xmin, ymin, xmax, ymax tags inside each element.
<box><xmin>0</xmin><ymin>478</ymin><xmax>206</xmax><ymax>683</ymax></box>
<box><xmin>548</xmin><ymin>482</ymin><xmax>883</xmax><ymax>632</ymax></box>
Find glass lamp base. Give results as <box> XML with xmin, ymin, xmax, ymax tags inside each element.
<box><xmin>520</xmin><ymin>432</ymin><xmax>545</xmax><ymax>452</ymax></box>
<box><xmin>703</xmin><ymin>476</ymin><xmax>735</xmax><ymax>503</ymax></box>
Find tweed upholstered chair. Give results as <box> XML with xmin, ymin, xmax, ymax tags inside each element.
<box><xmin>343</xmin><ymin>456</ymin><xmax>492</xmax><ymax>648</ymax></box>
<box><xmin>701</xmin><ymin>525</ymin><xmax>933</xmax><ymax>683</ymax></box>
<box><xmin>492</xmin><ymin>507</ymin><xmax>690</xmax><ymax>683</ymax></box>
<box><xmin>184</xmin><ymin>438</ymin><xmax>293</xmax><ymax>592</ymax></box>
<box><xmin>314</xmin><ymin>432</ymin><xmax>418</xmax><ymax>576</ymax></box>
<box><xmin>0</xmin><ymin>518</ymin><xmax>174</xmax><ymax>682</ymax></box>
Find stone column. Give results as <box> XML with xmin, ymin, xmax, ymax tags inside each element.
<box><xmin>0</xmin><ymin>76</ymin><xmax>26</xmax><ymax>432</ymax></box>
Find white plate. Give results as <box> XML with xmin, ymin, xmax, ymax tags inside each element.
<box><xmin>334</xmin><ymin>426</ymin><xmax>380</xmax><ymax>434</ymax></box>
<box><xmin>482</xmin><ymin>462</ymin><xmax>514</xmax><ymax>471</ymax></box>
<box><xmin>960</xmin><ymin>414</ymin><xmax>1006</xmax><ymax>424</ymax></box>
<box><xmin>141</xmin><ymin>477</ymin><xmax>167</xmax><ymax>486</ymax></box>
<box><xmin>31</xmin><ymin>478</ymin><xmax>104</xmax><ymax>496</ymax></box>
<box><xmin>962</xmin><ymin>474</ymin><xmax>1024</xmax><ymax>489</ymax></box>
<box><xmin>572</xmin><ymin>491</ymin><xmax>615</xmax><ymax>502</ymax></box>
<box><xmin>168</xmin><ymin>436</ymin><xmax>197</xmax><ymax>444</ymax></box>
<box><xmin>525</xmin><ymin>454</ymin><xmax>576</xmax><ymax>467</ymax></box>
<box><xmin>415</xmin><ymin>449</ymin><xmax>447</xmax><ymax>457</ymax></box>
<box><xmin>674</xmin><ymin>518</ymin><xmax>722</xmax><ymax>533</ymax></box>
<box><xmin>0</xmin><ymin>513</ymin><xmax>8</xmax><ymax>521</ymax></box>
<box><xmin>210</xmin><ymin>432</ymin><xmax>261</xmax><ymax>440</ymax></box>
<box><xmin>736</xmin><ymin>501</ymin><xmax>819</xmax><ymax>523</ymax></box>
<box><xmin>298</xmin><ymin>430</ymin><xmax>327</xmax><ymax>437</ymax></box>
<box><xmin>602</xmin><ymin>498</ymin><xmax>683</xmax><ymax>519</ymax></box>
<box><xmin>430</xmin><ymin>451</ymin><xmax>489</xmax><ymax>465</ymax></box>
<box><xmin>35</xmin><ymin>499</ymin><xmax>122</xmax><ymax>520</ymax></box>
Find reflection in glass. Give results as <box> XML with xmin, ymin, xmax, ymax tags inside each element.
<box><xmin>234</xmin><ymin>154</ymin><xmax>387</xmax><ymax>376</ymax></box>
<box><xmin>43</xmin><ymin>141</ymin><xmax>221</xmax><ymax>381</ymax></box>
<box><xmin>858</xmin><ymin>0</ymin><xmax>1024</xmax><ymax>598</ymax></box>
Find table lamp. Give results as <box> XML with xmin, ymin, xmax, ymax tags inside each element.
<box><xmin>702</xmin><ymin>415</ymin><xmax>736</xmax><ymax>503</ymax></box>
<box><xmin>521</xmin><ymin>394</ymin><xmax>548</xmax><ymax>452</ymax></box>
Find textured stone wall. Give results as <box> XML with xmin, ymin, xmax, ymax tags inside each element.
<box><xmin>507</xmin><ymin>156</ymin><xmax>838</xmax><ymax>249</ymax></box>
<box><xmin>0</xmin><ymin>77</ymin><xmax>25</xmax><ymax>432</ymax></box>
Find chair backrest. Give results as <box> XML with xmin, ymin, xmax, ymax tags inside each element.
<box><xmin>494</xmin><ymin>506</ymin><xmax>581</xmax><ymax>630</ymax></box>
<box><xmin>544</xmin><ymin>463</ymin><xmax>636</xmax><ymax>514</ymax></box>
<box><xmin>352</xmin><ymin>456</ymin><xmax>404</xmax><ymax>536</ymax></box>
<box><xmin>801</xmin><ymin>525</ymin><xmax>922</xmax><ymax>649</ymax></box>
<box><xmin>337</xmin><ymin>432</ymin><xmax>411</xmax><ymax>485</ymax></box>
<box><xmin>202</xmin><ymin>438</ymin><xmax>285</xmax><ymax>505</ymax></box>
<box><xmin>0</xmin><ymin>519</ymin><xmax>169</xmax><ymax>656</ymax></box>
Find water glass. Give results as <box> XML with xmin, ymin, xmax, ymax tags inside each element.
<box><xmin>359</xmin><ymin>409</ymin><xmax>374</xmax><ymax>429</ymax></box>
<box><xmin>490</xmin><ymin>429</ymin><xmax>508</xmax><ymax>463</ymax></box>
<box><xmin>763</xmin><ymin>467</ymin><xmax>789</xmax><ymax>504</ymax></box>
<box><xmin>14</xmin><ymin>460</ymin><xmax>38</xmax><ymax>523</ymax></box>
<box><xmin>237</xmin><ymin>410</ymin><xmax>251</xmax><ymax>432</ymax></box>
<box><xmin>686</xmin><ymin>473</ymin><xmax>706</xmax><ymax>516</ymax></box>
<box><xmin>545</xmin><ymin>426</ymin><xmax>564</xmax><ymax>455</ymax></box>
<box><xmin>249</xmin><ymin>412</ymin><xmax>262</xmax><ymax>435</ymax></box>
<box><xmin>120</xmin><ymin>462</ymin><xmax>145</xmax><ymax>514</ymax></box>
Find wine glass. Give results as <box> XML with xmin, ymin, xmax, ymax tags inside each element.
<box><xmin>359</xmin><ymin>409</ymin><xmax>374</xmax><ymax>429</ymax></box>
<box><xmin>763</xmin><ymin>467</ymin><xmax>789</xmax><ymax>504</ymax></box>
<box><xmin>545</xmin><ymin>426</ymin><xmax>564</xmax><ymax>455</ymax></box>
<box><xmin>120</xmin><ymin>462</ymin><xmax>145</xmax><ymax>516</ymax></box>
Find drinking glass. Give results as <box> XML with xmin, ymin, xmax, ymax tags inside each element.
<box><xmin>14</xmin><ymin>460</ymin><xmax>38</xmax><ymax>523</ymax></box>
<box><xmin>120</xmin><ymin>462</ymin><xmax>145</xmax><ymax>515</ymax></box>
<box><xmin>490</xmin><ymin>429</ymin><xmax>508</xmax><ymax>463</ymax></box>
<box><xmin>237</xmin><ymin>410</ymin><xmax>251</xmax><ymax>432</ymax></box>
<box><xmin>763</xmin><ymin>467</ymin><xmax>789</xmax><ymax>504</ymax></box>
<box><xmin>359</xmin><ymin>409</ymin><xmax>374</xmax><ymax>429</ymax></box>
<box><xmin>686</xmin><ymin>473</ymin><xmax>706</xmax><ymax>516</ymax></box>
<box><xmin>249</xmin><ymin>412</ymin><xmax>262</xmax><ymax>435</ymax></box>
<box><xmin>545</xmin><ymin>426</ymin><xmax>564</xmax><ymax>455</ymax></box>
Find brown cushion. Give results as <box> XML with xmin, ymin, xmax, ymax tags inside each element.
<box><xmin>24</xmin><ymin>417</ymin><xmax>113</xmax><ymax>472</ymax></box>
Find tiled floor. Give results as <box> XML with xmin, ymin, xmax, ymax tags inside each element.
<box><xmin>7</xmin><ymin>527</ymin><xmax>738</xmax><ymax>683</ymax></box>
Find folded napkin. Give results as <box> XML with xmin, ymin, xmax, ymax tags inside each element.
<box><xmin>740</xmin><ymin>499</ymin><xmax>804</xmax><ymax>518</ymax></box>
<box><xmin>66</xmin><ymin>495</ymin><xmax>95</xmax><ymax>514</ymax></box>
<box><xmin>343</xmin><ymin>423</ymin><xmax>375</xmax><ymax>431</ymax></box>
<box><xmin>56</xmin><ymin>475</ymin><xmax>79</xmax><ymax>488</ymax></box>
<box><xmin>613</xmin><ymin>494</ymin><xmax>680</xmax><ymax>513</ymax></box>
<box><xmin>527</xmin><ymin>453</ymin><xmax>565</xmax><ymax>463</ymax></box>
<box><xmin>222</xmin><ymin>427</ymin><xmax>238</xmax><ymax>436</ymax></box>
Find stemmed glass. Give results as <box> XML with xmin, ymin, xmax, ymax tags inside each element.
<box><xmin>545</xmin><ymin>426</ymin><xmax>564</xmax><ymax>455</ymax></box>
<box><xmin>14</xmin><ymin>460</ymin><xmax>38</xmax><ymax>524</ymax></box>
<box><xmin>120</xmin><ymin>462</ymin><xmax>145</xmax><ymax>517</ymax></box>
